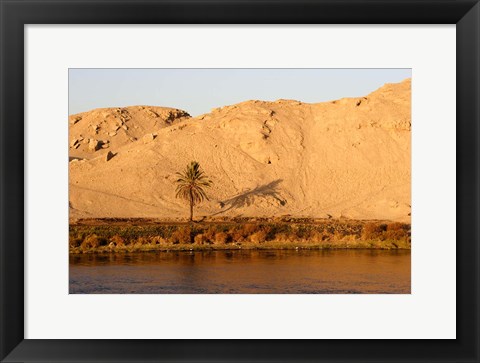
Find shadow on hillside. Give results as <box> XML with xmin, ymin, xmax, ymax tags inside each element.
<box><xmin>211</xmin><ymin>179</ymin><xmax>286</xmax><ymax>216</ymax></box>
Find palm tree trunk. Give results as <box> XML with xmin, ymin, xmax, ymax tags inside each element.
<box><xmin>189</xmin><ymin>190</ymin><xmax>194</xmax><ymax>221</ymax></box>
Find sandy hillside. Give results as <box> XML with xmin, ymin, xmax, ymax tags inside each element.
<box><xmin>69</xmin><ymin>79</ymin><xmax>411</xmax><ymax>222</ymax></box>
<box><xmin>69</xmin><ymin>106</ymin><xmax>190</xmax><ymax>159</ymax></box>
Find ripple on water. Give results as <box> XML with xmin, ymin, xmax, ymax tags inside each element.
<box><xmin>69</xmin><ymin>249</ymin><xmax>411</xmax><ymax>294</ymax></box>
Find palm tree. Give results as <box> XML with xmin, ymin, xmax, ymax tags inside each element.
<box><xmin>175</xmin><ymin>161</ymin><xmax>212</xmax><ymax>221</ymax></box>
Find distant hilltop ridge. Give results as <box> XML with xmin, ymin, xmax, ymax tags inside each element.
<box><xmin>69</xmin><ymin>78</ymin><xmax>411</xmax><ymax>221</ymax></box>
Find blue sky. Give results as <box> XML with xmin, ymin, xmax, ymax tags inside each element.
<box><xmin>69</xmin><ymin>69</ymin><xmax>411</xmax><ymax>116</ymax></box>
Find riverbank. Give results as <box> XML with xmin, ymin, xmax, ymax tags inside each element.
<box><xmin>69</xmin><ymin>218</ymin><xmax>411</xmax><ymax>254</ymax></box>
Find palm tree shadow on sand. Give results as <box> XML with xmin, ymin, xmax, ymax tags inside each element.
<box><xmin>211</xmin><ymin>179</ymin><xmax>286</xmax><ymax>216</ymax></box>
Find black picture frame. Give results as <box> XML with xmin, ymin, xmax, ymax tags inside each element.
<box><xmin>1</xmin><ymin>0</ymin><xmax>479</xmax><ymax>362</ymax></box>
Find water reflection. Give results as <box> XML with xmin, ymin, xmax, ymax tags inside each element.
<box><xmin>69</xmin><ymin>249</ymin><xmax>410</xmax><ymax>294</ymax></box>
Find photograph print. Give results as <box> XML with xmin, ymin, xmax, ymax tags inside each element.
<box><xmin>68</xmin><ymin>68</ymin><xmax>411</xmax><ymax>294</ymax></box>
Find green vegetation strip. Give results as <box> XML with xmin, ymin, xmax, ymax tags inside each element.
<box><xmin>69</xmin><ymin>221</ymin><xmax>411</xmax><ymax>254</ymax></box>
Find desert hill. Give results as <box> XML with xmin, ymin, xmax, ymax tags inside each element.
<box><xmin>69</xmin><ymin>79</ymin><xmax>411</xmax><ymax>221</ymax></box>
<box><xmin>69</xmin><ymin>106</ymin><xmax>190</xmax><ymax>159</ymax></box>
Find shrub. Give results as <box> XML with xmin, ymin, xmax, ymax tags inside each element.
<box><xmin>69</xmin><ymin>237</ymin><xmax>82</xmax><ymax>248</ymax></box>
<box><xmin>150</xmin><ymin>236</ymin><xmax>166</xmax><ymax>245</ymax></box>
<box><xmin>295</xmin><ymin>225</ymin><xmax>311</xmax><ymax>239</ymax></box>
<box><xmin>342</xmin><ymin>234</ymin><xmax>358</xmax><ymax>242</ymax></box>
<box><xmin>242</xmin><ymin>223</ymin><xmax>258</xmax><ymax>237</ymax></box>
<box><xmin>333</xmin><ymin>231</ymin><xmax>347</xmax><ymax>241</ymax></box>
<box><xmin>135</xmin><ymin>237</ymin><xmax>150</xmax><ymax>245</ymax></box>
<box><xmin>231</xmin><ymin>231</ymin><xmax>245</xmax><ymax>243</ymax></box>
<box><xmin>274</xmin><ymin>232</ymin><xmax>291</xmax><ymax>242</ymax></box>
<box><xmin>387</xmin><ymin>222</ymin><xmax>408</xmax><ymax>231</ymax></box>
<box><xmin>81</xmin><ymin>234</ymin><xmax>107</xmax><ymax>250</ymax></box>
<box><xmin>204</xmin><ymin>226</ymin><xmax>217</xmax><ymax>243</ymax></box>
<box><xmin>362</xmin><ymin>223</ymin><xmax>386</xmax><ymax>240</ymax></box>
<box><xmin>308</xmin><ymin>230</ymin><xmax>325</xmax><ymax>243</ymax></box>
<box><xmin>384</xmin><ymin>229</ymin><xmax>408</xmax><ymax>241</ymax></box>
<box><xmin>110</xmin><ymin>235</ymin><xmax>125</xmax><ymax>246</ymax></box>
<box><xmin>261</xmin><ymin>226</ymin><xmax>274</xmax><ymax>241</ymax></box>
<box><xmin>170</xmin><ymin>227</ymin><xmax>192</xmax><ymax>244</ymax></box>
<box><xmin>249</xmin><ymin>230</ymin><xmax>267</xmax><ymax>244</ymax></box>
<box><xmin>194</xmin><ymin>234</ymin><xmax>207</xmax><ymax>245</ymax></box>
<box><xmin>214</xmin><ymin>231</ymin><xmax>229</xmax><ymax>244</ymax></box>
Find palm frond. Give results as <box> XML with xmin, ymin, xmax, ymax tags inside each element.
<box><xmin>174</xmin><ymin>161</ymin><xmax>213</xmax><ymax>206</ymax></box>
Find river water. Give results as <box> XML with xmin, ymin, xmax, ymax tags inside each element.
<box><xmin>69</xmin><ymin>249</ymin><xmax>410</xmax><ymax>294</ymax></box>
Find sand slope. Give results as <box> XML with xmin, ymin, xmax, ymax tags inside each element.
<box><xmin>69</xmin><ymin>79</ymin><xmax>411</xmax><ymax>221</ymax></box>
<box><xmin>69</xmin><ymin>106</ymin><xmax>190</xmax><ymax>159</ymax></box>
